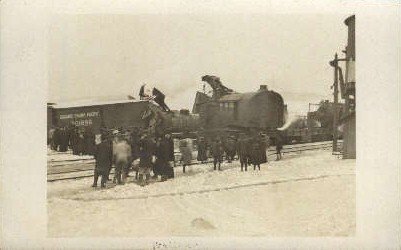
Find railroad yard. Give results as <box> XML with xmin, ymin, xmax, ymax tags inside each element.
<box><xmin>47</xmin><ymin>143</ymin><xmax>355</xmax><ymax>237</ymax></box>
<box><xmin>44</xmin><ymin>13</ymin><xmax>357</xmax><ymax>241</ymax></box>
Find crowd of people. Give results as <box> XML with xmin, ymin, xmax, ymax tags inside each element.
<box><xmin>194</xmin><ymin>133</ymin><xmax>281</xmax><ymax>172</ymax></box>
<box><xmin>48</xmin><ymin>125</ymin><xmax>96</xmax><ymax>156</ymax></box>
<box><xmin>92</xmin><ymin>128</ymin><xmax>176</xmax><ymax>188</ymax></box>
<box><xmin>49</xmin><ymin>125</ymin><xmax>284</xmax><ymax>188</ymax></box>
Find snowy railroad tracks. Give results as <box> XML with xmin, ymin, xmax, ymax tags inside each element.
<box><xmin>47</xmin><ymin>159</ymin><xmax>96</xmax><ymax>182</ymax></box>
<box><xmin>47</xmin><ymin>140</ymin><xmax>343</xmax><ymax>182</ymax></box>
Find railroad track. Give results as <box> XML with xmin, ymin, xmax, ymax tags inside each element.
<box><xmin>47</xmin><ymin>140</ymin><xmax>342</xmax><ymax>182</ymax></box>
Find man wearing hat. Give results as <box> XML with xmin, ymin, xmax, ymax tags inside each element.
<box><xmin>224</xmin><ymin>135</ymin><xmax>237</xmax><ymax>163</ymax></box>
<box><xmin>138</xmin><ymin>132</ymin><xmax>156</xmax><ymax>186</ymax></box>
<box><xmin>275</xmin><ymin>131</ymin><xmax>283</xmax><ymax>161</ymax></box>
<box><xmin>237</xmin><ymin>133</ymin><xmax>250</xmax><ymax>171</ymax></box>
<box><xmin>197</xmin><ymin>136</ymin><xmax>208</xmax><ymax>163</ymax></box>
<box><xmin>92</xmin><ymin>134</ymin><xmax>113</xmax><ymax>188</ymax></box>
<box><xmin>211</xmin><ymin>138</ymin><xmax>224</xmax><ymax>171</ymax></box>
<box><xmin>164</xmin><ymin>133</ymin><xmax>175</xmax><ymax>179</ymax></box>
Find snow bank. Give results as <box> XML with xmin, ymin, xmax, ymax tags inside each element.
<box><xmin>48</xmin><ymin>150</ymin><xmax>355</xmax><ymax>237</ymax></box>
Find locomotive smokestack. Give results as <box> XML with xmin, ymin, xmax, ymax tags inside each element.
<box><xmin>260</xmin><ymin>85</ymin><xmax>268</xmax><ymax>90</ymax></box>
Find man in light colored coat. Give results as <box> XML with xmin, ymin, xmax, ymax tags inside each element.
<box><xmin>113</xmin><ymin>134</ymin><xmax>132</xmax><ymax>184</ymax></box>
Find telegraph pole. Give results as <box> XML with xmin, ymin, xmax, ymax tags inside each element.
<box><xmin>332</xmin><ymin>53</ymin><xmax>339</xmax><ymax>152</ymax></box>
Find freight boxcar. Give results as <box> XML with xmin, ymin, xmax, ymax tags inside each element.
<box><xmin>51</xmin><ymin>100</ymin><xmax>166</xmax><ymax>135</ymax></box>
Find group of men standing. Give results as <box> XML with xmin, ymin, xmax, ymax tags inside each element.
<box><xmin>92</xmin><ymin>128</ymin><xmax>175</xmax><ymax>188</ymax></box>
<box><xmin>48</xmin><ymin>125</ymin><xmax>95</xmax><ymax>155</ymax></box>
<box><xmin>50</xmin><ymin>124</ymin><xmax>284</xmax><ymax>188</ymax></box>
<box><xmin>195</xmin><ymin>132</ymin><xmax>283</xmax><ymax>172</ymax></box>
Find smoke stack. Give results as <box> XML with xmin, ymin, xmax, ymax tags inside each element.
<box><xmin>260</xmin><ymin>85</ymin><xmax>268</xmax><ymax>90</ymax></box>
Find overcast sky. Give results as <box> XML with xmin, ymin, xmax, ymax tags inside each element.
<box><xmin>49</xmin><ymin>13</ymin><xmax>350</xmax><ymax>115</ymax></box>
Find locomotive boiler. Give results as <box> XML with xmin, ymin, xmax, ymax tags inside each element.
<box><xmin>192</xmin><ymin>75</ymin><xmax>286</xmax><ymax>139</ymax></box>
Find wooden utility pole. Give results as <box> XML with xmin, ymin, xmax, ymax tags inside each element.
<box><xmin>332</xmin><ymin>53</ymin><xmax>339</xmax><ymax>152</ymax></box>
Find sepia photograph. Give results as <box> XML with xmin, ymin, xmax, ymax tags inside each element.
<box><xmin>1</xmin><ymin>0</ymin><xmax>400</xmax><ymax>248</ymax></box>
<box><xmin>46</xmin><ymin>13</ymin><xmax>356</xmax><ymax>237</ymax></box>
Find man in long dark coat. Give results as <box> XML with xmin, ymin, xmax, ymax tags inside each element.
<box><xmin>129</xmin><ymin>129</ymin><xmax>140</xmax><ymax>179</ymax></box>
<box><xmin>49</xmin><ymin>127</ymin><xmax>56</xmax><ymax>150</ymax></box>
<box><xmin>130</xmin><ymin>129</ymin><xmax>140</xmax><ymax>161</ymax></box>
<box><xmin>258</xmin><ymin>134</ymin><xmax>268</xmax><ymax>164</ymax></box>
<box><xmin>154</xmin><ymin>135</ymin><xmax>174</xmax><ymax>181</ymax></box>
<box><xmin>84</xmin><ymin>127</ymin><xmax>96</xmax><ymax>155</ymax></box>
<box><xmin>138</xmin><ymin>133</ymin><xmax>156</xmax><ymax>186</ymax></box>
<box><xmin>92</xmin><ymin>135</ymin><xmax>113</xmax><ymax>188</ymax></box>
<box><xmin>250</xmin><ymin>138</ymin><xmax>262</xmax><ymax>170</ymax></box>
<box><xmin>69</xmin><ymin>127</ymin><xmax>79</xmax><ymax>155</ymax></box>
<box><xmin>237</xmin><ymin>134</ymin><xmax>249</xmax><ymax>171</ymax></box>
<box><xmin>164</xmin><ymin>133</ymin><xmax>175</xmax><ymax>179</ymax></box>
<box><xmin>224</xmin><ymin>136</ymin><xmax>236</xmax><ymax>163</ymax></box>
<box><xmin>48</xmin><ymin>127</ymin><xmax>55</xmax><ymax>148</ymax></box>
<box><xmin>211</xmin><ymin>138</ymin><xmax>224</xmax><ymax>171</ymax></box>
<box><xmin>153</xmin><ymin>137</ymin><xmax>164</xmax><ymax>179</ymax></box>
<box><xmin>197</xmin><ymin>137</ymin><xmax>208</xmax><ymax>163</ymax></box>
<box><xmin>276</xmin><ymin>132</ymin><xmax>283</xmax><ymax>161</ymax></box>
<box><xmin>52</xmin><ymin>127</ymin><xmax>61</xmax><ymax>151</ymax></box>
<box><xmin>76</xmin><ymin>130</ymin><xmax>85</xmax><ymax>155</ymax></box>
<box><xmin>66</xmin><ymin>126</ymin><xmax>73</xmax><ymax>151</ymax></box>
<box><xmin>58</xmin><ymin>127</ymin><xmax>69</xmax><ymax>152</ymax></box>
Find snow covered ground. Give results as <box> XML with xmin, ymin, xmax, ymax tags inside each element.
<box><xmin>47</xmin><ymin>148</ymin><xmax>94</xmax><ymax>163</ymax></box>
<box><xmin>47</xmin><ymin>150</ymin><xmax>355</xmax><ymax>237</ymax></box>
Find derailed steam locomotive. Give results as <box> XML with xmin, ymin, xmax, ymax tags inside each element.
<box><xmin>192</xmin><ymin>75</ymin><xmax>286</xmax><ymax>140</ymax></box>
